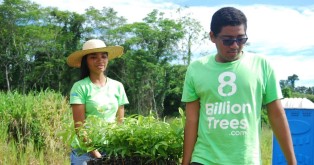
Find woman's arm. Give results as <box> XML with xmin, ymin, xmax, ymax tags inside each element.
<box><xmin>71</xmin><ymin>104</ymin><xmax>102</xmax><ymax>158</ymax></box>
<box><xmin>116</xmin><ymin>105</ymin><xmax>125</xmax><ymax>124</ymax></box>
<box><xmin>71</xmin><ymin>104</ymin><xmax>85</xmax><ymax>131</ymax></box>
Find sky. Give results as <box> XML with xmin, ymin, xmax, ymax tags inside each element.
<box><xmin>11</xmin><ymin>0</ymin><xmax>314</xmax><ymax>87</ymax></box>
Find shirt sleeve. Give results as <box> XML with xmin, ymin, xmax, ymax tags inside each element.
<box><xmin>69</xmin><ymin>82</ymin><xmax>85</xmax><ymax>104</ymax></box>
<box><xmin>263</xmin><ymin>60</ymin><xmax>283</xmax><ymax>105</ymax></box>
<box><xmin>117</xmin><ymin>82</ymin><xmax>129</xmax><ymax>106</ymax></box>
<box><xmin>181</xmin><ymin>64</ymin><xmax>199</xmax><ymax>102</ymax></box>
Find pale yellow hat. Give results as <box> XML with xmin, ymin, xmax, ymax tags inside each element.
<box><xmin>67</xmin><ymin>39</ymin><xmax>124</xmax><ymax>68</ymax></box>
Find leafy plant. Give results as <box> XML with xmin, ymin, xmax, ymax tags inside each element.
<box><xmin>73</xmin><ymin>109</ymin><xmax>186</xmax><ymax>164</ymax></box>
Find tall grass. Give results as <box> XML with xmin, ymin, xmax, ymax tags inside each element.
<box><xmin>0</xmin><ymin>90</ymin><xmax>72</xmax><ymax>165</ymax></box>
<box><xmin>261</xmin><ymin>126</ymin><xmax>273</xmax><ymax>165</ymax></box>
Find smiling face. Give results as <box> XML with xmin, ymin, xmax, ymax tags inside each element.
<box><xmin>86</xmin><ymin>52</ymin><xmax>108</xmax><ymax>75</ymax></box>
<box><xmin>210</xmin><ymin>25</ymin><xmax>247</xmax><ymax>63</ymax></box>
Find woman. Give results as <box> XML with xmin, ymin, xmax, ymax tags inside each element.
<box><xmin>67</xmin><ymin>39</ymin><xmax>129</xmax><ymax>164</ymax></box>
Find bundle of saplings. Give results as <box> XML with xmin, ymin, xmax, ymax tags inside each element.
<box><xmin>72</xmin><ymin>110</ymin><xmax>185</xmax><ymax>165</ymax></box>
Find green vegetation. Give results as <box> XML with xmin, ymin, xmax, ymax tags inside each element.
<box><xmin>261</xmin><ymin>126</ymin><xmax>273</xmax><ymax>165</ymax></box>
<box><xmin>0</xmin><ymin>90</ymin><xmax>71</xmax><ymax>165</ymax></box>
<box><xmin>75</xmin><ymin>112</ymin><xmax>185</xmax><ymax>164</ymax></box>
<box><xmin>0</xmin><ymin>0</ymin><xmax>205</xmax><ymax>117</ymax></box>
<box><xmin>0</xmin><ymin>91</ymin><xmax>275</xmax><ymax>164</ymax></box>
<box><xmin>280</xmin><ymin>74</ymin><xmax>314</xmax><ymax>102</ymax></box>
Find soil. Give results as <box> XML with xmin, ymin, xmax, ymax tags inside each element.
<box><xmin>87</xmin><ymin>156</ymin><xmax>178</xmax><ymax>165</ymax></box>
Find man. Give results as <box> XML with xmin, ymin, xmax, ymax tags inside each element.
<box><xmin>181</xmin><ymin>7</ymin><xmax>296</xmax><ymax>165</ymax></box>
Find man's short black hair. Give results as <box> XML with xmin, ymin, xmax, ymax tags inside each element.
<box><xmin>210</xmin><ymin>7</ymin><xmax>247</xmax><ymax>36</ymax></box>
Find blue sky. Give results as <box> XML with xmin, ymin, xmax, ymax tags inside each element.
<box><xmin>161</xmin><ymin>0</ymin><xmax>314</xmax><ymax>7</ymax></box>
<box><xmin>17</xmin><ymin>0</ymin><xmax>314</xmax><ymax>87</ymax></box>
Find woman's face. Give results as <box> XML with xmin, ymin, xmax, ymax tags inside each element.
<box><xmin>86</xmin><ymin>52</ymin><xmax>108</xmax><ymax>74</ymax></box>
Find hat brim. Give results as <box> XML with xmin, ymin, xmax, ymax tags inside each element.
<box><xmin>67</xmin><ymin>46</ymin><xmax>124</xmax><ymax>68</ymax></box>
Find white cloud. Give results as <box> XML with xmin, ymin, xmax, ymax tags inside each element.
<box><xmin>33</xmin><ymin>0</ymin><xmax>180</xmax><ymax>23</ymax></box>
<box><xmin>244</xmin><ymin>5</ymin><xmax>314</xmax><ymax>52</ymax></box>
<box><xmin>267</xmin><ymin>54</ymin><xmax>314</xmax><ymax>87</ymax></box>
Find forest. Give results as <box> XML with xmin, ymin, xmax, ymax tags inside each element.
<box><xmin>1</xmin><ymin>0</ymin><xmax>313</xmax><ymax>117</ymax></box>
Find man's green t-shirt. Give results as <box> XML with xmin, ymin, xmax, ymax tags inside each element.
<box><xmin>181</xmin><ymin>52</ymin><xmax>282</xmax><ymax>164</ymax></box>
<box><xmin>70</xmin><ymin>77</ymin><xmax>129</xmax><ymax>122</ymax></box>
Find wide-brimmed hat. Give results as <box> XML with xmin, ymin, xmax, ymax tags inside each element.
<box><xmin>67</xmin><ymin>39</ymin><xmax>124</xmax><ymax>68</ymax></box>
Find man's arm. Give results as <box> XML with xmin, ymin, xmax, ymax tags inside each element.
<box><xmin>267</xmin><ymin>100</ymin><xmax>296</xmax><ymax>165</ymax></box>
<box><xmin>182</xmin><ymin>100</ymin><xmax>200</xmax><ymax>165</ymax></box>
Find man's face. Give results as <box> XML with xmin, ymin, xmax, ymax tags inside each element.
<box><xmin>210</xmin><ymin>25</ymin><xmax>247</xmax><ymax>63</ymax></box>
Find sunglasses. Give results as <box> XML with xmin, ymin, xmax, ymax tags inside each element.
<box><xmin>219</xmin><ymin>37</ymin><xmax>248</xmax><ymax>46</ymax></box>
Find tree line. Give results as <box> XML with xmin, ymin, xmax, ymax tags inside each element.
<box><xmin>1</xmin><ymin>0</ymin><xmax>313</xmax><ymax>116</ymax></box>
<box><xmin>280</xmin><ymin>74</ymin><xmax>314</xmax><ymax>102</ymax></box>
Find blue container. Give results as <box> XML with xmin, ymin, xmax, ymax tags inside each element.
<box><xmin>272</xmin><ymin>108</ymin><xmax>314</xmax><ymax>165</ymax></box>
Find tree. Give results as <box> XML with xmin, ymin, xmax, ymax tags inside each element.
<box><xmin>114</xmin><ymin>10</ymin><xmax>185</xmax><ymax>116</ymax></box>
<box><xmin>280</xmin><ymin>74</ymin><xmax>299</xmax><ymax>91</ymax></box>
<box><xmin>280</xmin><ymin>80</ymin><xmax>288</xmax><ymax>89</ymax></box>
<box><xmin>163</xmin><ymin>64</ymin><xmax>187</xmax><ymax>116</ymax></box>
<box><xmin>0</xmin><ymin>0</ymin><xmax>42</xmax><ymax>92</ymax></box>
<box><xmin>0</xmin><ymin>0</ymin><xmax>87</xmax><ymax>93</ymax></box>
<box><xmin>294</xmin><ymin>86</ymin><xmax>308</xmax><ymax>94</ymax></box>
<box><xmin>25</xmin><ymin>8</ymin><xmax>85</xmax><ymax>94</ymax></box>
<box><xmin>83</xmin><ymin>7</ymin><xmax>127</xmax><ymax>45</ymax></box>
<box><xmin>306</xmin><ymin>87</ymin><xmax>314</xmax><ymax>95</ymax></box>
<box><xmin>282</xmin><ymin>87</ymin><xmax>292</xmax><ymax>98</ymax></box>
<box><xmin>287</xmin><ymin>74</ymin><xmax>299</xmax><ymax>89</ymax></box>
<box><xmin>175</xmin><ymin>8</ymin><xmax>207</xmax><ymax>65</ymax></box>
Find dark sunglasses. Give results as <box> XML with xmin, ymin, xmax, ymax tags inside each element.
<box><xmin>219</xmin><ymin>37</ymin><xmax>248</xmax><ymax>46</ymax></box>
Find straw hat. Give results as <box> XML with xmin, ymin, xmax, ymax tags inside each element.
<box><xmin>67</xmin><ymin>39</ymin><xmax>124</xmax><ymax>68</ymax></box>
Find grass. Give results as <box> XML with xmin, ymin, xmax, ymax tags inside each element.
<box><xmin>0</xmin><ymin>141</ymin><xmax>69</xmax><ymax>165</ymax></box>
<box><xmin>0</xmin><ymin>90</ymin><xmax>72</xmax><ymax>165</ymax></box>
<box><xmin>261</xmin><ymin>126</ymin><xmax>273</xmax><ymax>165</ymax></box>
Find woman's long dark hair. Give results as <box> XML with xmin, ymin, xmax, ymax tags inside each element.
<box><xmin>80</xmin><ymin>55</ymin><xmax>89</xmax><ymax>80</ymax></box>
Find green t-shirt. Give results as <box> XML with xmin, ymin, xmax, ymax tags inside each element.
<box><xmin>181</xmin><ymin>52</ymin><xmax>282</xmax><ymax>165</ymax></box>
<box><xmin>70</xmin><ymin>77</ymin><xmax>129</xmax><ymax>149</ymax></box>
<box><xmin>70</xmin><ymin>77</ymin><xmax>129</xmax><ymax>122</ymax></box>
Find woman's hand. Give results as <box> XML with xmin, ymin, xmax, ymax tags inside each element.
<box><xmin>90</xmin><ymin>149</ymin><xmax>102</xmax><ymax>158</ymax></box>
